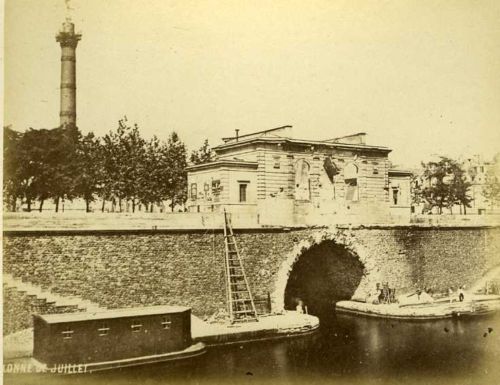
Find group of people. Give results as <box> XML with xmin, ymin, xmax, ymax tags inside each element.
<box><xmin>374</xmin><ymin>282</ymin><xmax>397</xmax><ymax>304</ymax></box>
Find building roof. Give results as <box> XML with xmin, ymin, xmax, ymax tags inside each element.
<box><xmin>324</xmin><ymin>132</ymin><xmax>367</xmax><ymax>144</ymax></box>
<box><xmin>222</xmin><ymin>125</ymin><xmax>292</xmax><ymax>143</ymax></box>
<box><xmin>186</xmin><ymin>159</ymin><xmax>259</xmax><ymax>172</ymax></box>
<box><xmin>214</xmin><ymin>136</ymin><xmax>391</xmax><ymax>154</ymax></box>
<box><xmin>214</xmin><ymin>125</ymin><xmax>391</xmax><ymax>153</ymax></box>
<box><xmin>36</xmin><ymin>305</ymin><xmax>190</xmax><ymax>324</ymax></box>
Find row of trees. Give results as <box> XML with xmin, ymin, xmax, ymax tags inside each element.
<box><xmin>412</xmin><ymin>156</ymin><xmax>500</xmax><ymax>214</ymax></box>
<box><xmin>4</xmin><ymin>118</ymin><xmax>214</xmax><ymax>212</ymax></box>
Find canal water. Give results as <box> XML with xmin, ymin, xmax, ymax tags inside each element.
<box><xmin>5</xmin><ymin>312</ymin><xmax>500</xmax><ymax>385</ymax></box>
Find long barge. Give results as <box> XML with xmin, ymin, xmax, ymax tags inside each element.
<box><xmin>31</xmin><ymin>305</ymin><xmax>207</xmax><ymax>373</ymax></box>
<box><xmin>336</xmin><ymin>294</ymin><xmax>500</xmax><ymax>320</ymax></box>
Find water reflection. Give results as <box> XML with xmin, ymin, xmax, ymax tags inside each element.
<box><xmin>5</xmin><ymin>312</ymin><xmax>500</xmax><ymax>385</ymax></box>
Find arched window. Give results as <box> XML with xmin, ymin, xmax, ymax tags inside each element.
<box><xmin>295</xmin><ymin>159</ymin><xmax>311</xmax><ymax>201</ymax></box>
<box><xmin>344</xmin><ymin>163</ymin><xmax>359</xmax><ymax>201</ymax></box>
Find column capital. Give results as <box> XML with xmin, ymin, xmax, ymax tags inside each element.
<box><xmin>56</xmin><ymin>32</ymin><xmax>81</xmax><ymax>48</ymax></box>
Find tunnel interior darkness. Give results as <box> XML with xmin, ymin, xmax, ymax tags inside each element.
<box><xmin>284</xmin><ymin>240</ymin><xmax>365</xmax><ymax>316</ymax></box>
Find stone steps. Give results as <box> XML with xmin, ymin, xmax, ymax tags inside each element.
<box><xmin>3</xmin><ymin>273</ymin><xmax>105</xmax><ymax>313</ymax></box>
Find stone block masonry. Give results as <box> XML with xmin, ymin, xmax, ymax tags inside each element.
<box><xmin>3</xmin><ymin>226</ymin><xmax>500</xmax><ymax>335</ymax></box>
<box><xmin>3</xmin><ymin>230</ymin><xmax>317</xmax><ymax>321</ymax></box>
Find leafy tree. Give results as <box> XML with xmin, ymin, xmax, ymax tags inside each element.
<box><xmin>413</xmin><ymin>157</ymin><xmax>472</xmax><ymax>214</ymax></box>
<box><xmin>100</xmin><ymin>117</ymin><xmax>147</xmax><ymax>212</ymax></box>
<box><xmin>74</xmin><ymin>132</ymin><xmax>103</xmax><ymax>212</ymax></box>
<box><xmin>165</xmin><ymin>132</ymin><xmax>188</xmax><ymax>211</ymax></box>
<box><xmin>17</xmin><ymin>128</ymin><xmax>52</xmax><ymax>212</ymax></box>
<box><xmin>118</xmin><ymin>119</ymin><xmax>146</xmax><ymax>212</ymax></box>
<box><xmin>100</xmin><ymin>126</ymin><xmax>122</xmax><ymax>211</ymax></box>
<box><xmin>45</xmin><ymin>126</ymin><xmax>80</xmax><ymax>212</ymax></box>
<box><xmin>190</xmin><ymin>139</ymin><xmax>215</xmax><ymax>165</ymax></box>
<box><xmin>3</xmin><ymin>126</ymin><xmax>24</xmax><ymax>211</ymax></box>
<box><xmin>4</xmin><ymin>126</ymin><xmax>78</xmax><ymax>212</ymax></box>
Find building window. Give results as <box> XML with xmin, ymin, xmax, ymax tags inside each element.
<box><xmin>98</xmin><ymin>322</ymin><xmax>110</xmax><ymax>336</ymax></box>
<box><xmin>392</xmin><ymin>188</ymin><xmax>399</xmax><ymax>205</ymax></box>
<box><xmin>131</xmin><ymin>320</ymin><xmax>142</xmax><ymax>332</ymax></box>
<box><xmin>373</xmin><ymin>168</ymin><xmax>379</xmax><ymax>175</ymax></box>
<box><xmin>161</xmin><ymin>316</ymin><xmax>172</xmax><ymax>330</ymax></box>
<box><xmin>273</xmin><ymin>155</ymin><xmax>281</xmax><ymax>169</ymax></box>
<box><xmin>239</xmin><ymin>184</ymin><xmax>247</xmax><ymax>202</ymax></box>
<box><xmin>190</xmin><ymin>183</ymin><xmax>197</xmax><ymax>200</ymax></box>
<box><xmin>344</xmin><ymin>163</ymin><xmax>359</xmax><ymax>201</ymax></box>
<box><xmin>62</xmin><ymin>328</ymin><xmax>74</xmax><ymax>340</ymax></box>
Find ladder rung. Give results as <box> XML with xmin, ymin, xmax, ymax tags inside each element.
<box><xmin>231</xmin><ymin>298</ymin><xmax>252</xmax><ymax>302</ymax></box>
<box><xmin>231</xmin><ymin>290</ymin><xmax>251</xmax><ymax>294</ymax></box>
<box><xmin>233</xmin><ymin>310</ymin><xmax>257</xmax><ymax>314</ymax></box>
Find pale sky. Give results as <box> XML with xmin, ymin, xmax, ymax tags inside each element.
<box><xmin>4</xmin><ymin>0</ymin><xmax>500</xmax><ymax>167</ymax></box>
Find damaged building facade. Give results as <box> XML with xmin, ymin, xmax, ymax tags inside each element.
<box><xmin>186</xmin><ymin>126</ymin><xmax>411</xmax><ymax>225</ymax></box>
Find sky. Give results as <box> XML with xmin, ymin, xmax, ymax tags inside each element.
<box><xmin>4</xmin><ymin>0</ymin><xmax>500</xmax><ymax>168</ymax></box>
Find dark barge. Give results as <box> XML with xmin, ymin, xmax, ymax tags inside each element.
<box><xmin>32</xmin><ymin>305</ymin><xmax>206</xmax><ymax>372</ymax></box>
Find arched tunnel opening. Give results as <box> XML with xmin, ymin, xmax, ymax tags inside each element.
<box><xmin>284</xmin><ymin>240</ymin><xmax>365</xmax><ymax>318</ymax></box>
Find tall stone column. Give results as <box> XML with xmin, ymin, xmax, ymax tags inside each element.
<box><xmin>56</xmin><ymin>20</ymin><xmax>81</xmax><ymax>128</ymax></box>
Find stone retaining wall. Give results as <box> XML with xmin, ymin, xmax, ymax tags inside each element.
<box><xmin>3</xmin><ymin>227</ymin><xmax>500</xmax><ymax>334</ymax></box>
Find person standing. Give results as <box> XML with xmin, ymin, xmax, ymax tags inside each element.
<box><xmin>296</xmin><ymin>299</ymin><xmax>304</xmax><ymax>314</ymax></box>
<box><xmin>458</xmin><ymin>286</ymin><xmax>465</xmax><ymax>302</ymax></box>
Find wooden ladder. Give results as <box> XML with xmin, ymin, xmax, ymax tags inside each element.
<box><xmin>223</xmin><ymin>210</ymin><xmax>258</xmax><ymax>324</ymax></box>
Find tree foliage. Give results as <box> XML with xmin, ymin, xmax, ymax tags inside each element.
<box><xmin>3</xmin><ymin>118</ymin><xmax>199</xmax><ymax>213</ymax></box>
<box><xmin>412</xmin><ymin>157</ymin><xmax>472</xmax><ymax>214</ymax></box>
<box><xmin>165</xmin><ymin>132</ymin><xmax>188</xmax><ymax>211</ymax></box>
<box><xmin>190</xmin><ymin>139</ymin><xmax>215</xmax><ymax>165</ymax></box>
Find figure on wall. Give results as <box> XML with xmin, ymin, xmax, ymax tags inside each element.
<box><xmin>323</xmin><ymin>157</ymin><xmax>339</xmax><ymax>183</ymax></box>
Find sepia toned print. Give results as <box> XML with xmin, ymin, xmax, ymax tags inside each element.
<box><xmin>3</xmin><ymin>1</ymin><xmax>500</xmax><ymax>384</ymax></box>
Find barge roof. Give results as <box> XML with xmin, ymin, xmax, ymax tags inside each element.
<box><xmin>36</xmin><ymin>305</ymin><xmax>190</xmax><ymax>324</ymax></box>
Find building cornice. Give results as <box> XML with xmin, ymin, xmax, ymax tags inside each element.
<box><xmin>186</xmin><ymin>160</ymin><xmax>259</xmax><ymax>172</ymax></box>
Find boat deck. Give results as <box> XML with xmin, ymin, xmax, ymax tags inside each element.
<box><xmin>336</xmin><ymin>294</ymin><xmax>500</xmax><ymax>320</ymax></box>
